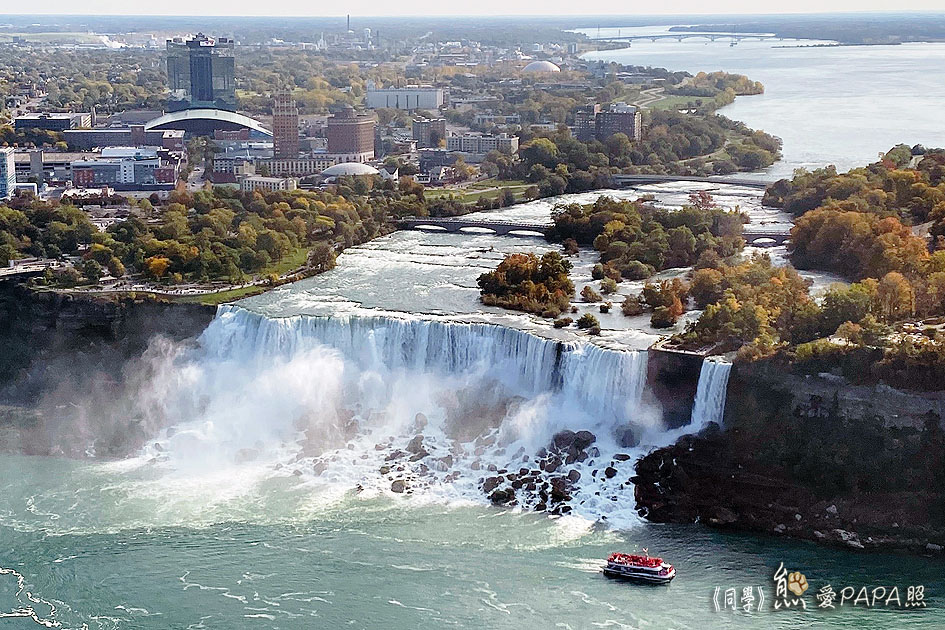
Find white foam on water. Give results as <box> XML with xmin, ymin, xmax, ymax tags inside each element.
<box><xmin>689</xmin><ymin>358</ymin><xmax>733</xmax><ymax>430</ymax></box>
<box><xmin>105</xmin><ymin>305</ymin><xmax>679</xmax><ymax>530</ymax></box>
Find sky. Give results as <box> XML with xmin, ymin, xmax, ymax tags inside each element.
<box><xmin>3</xmin><ymin>1</ymin><xmax>945</xmax><ymax>17</ymax></box>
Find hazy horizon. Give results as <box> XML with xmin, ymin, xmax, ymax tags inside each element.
<box><xmin>2</xmin><ymin>3</ymin><xmax>945</xmax><ymax>18</ymax></box>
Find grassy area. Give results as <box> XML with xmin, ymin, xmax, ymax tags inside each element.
<box><xmin>171</xmin><ymin>284</ymin><xmax>268</xmax><ymax>306</ymax></box>
<box><xmin>424</xmin><ymin>179</ymin><xmax>531</xmax><ymax>204</ymax></box>
<box><xmin>646</xmin><ymin>94</ymin><xmax>702</xmax><ymax>112</ymax></box>
<box><xmin>263</xmin><ymin>246</ymin><xmax>310</xmax><ymax>276</ymax></box>
<box><xmin>169</xmin><ymin>245</ymin><xmax>313</xmax><ymax>305</ymax></box>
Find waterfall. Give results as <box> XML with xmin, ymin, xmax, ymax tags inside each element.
<box><xmin>689</xmin><ymin>358</ymin><xmax>732</xmax><ymax>430</ymax></box>
<box><xmin>122</xmin><ymin>304</ymin><xmax>667</xmax><ymax>527</ymax></box>
<box><xmin>204</xmin><ymin>304</ymin><xmax>649</xmax><ymax>423</ymax></box>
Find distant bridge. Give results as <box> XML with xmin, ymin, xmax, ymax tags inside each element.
<box><xmin>611</xmin><ymin>174</ymin><xmax>772</xmax><ymax>189</ymax></box>
<box><xmin>588</xmin><ymin>33</ymin><xmax>789</xmax><ymax>43</ymax></box>
<box><xmin>399</xmin><ymin>217</ymin><xmax>551</xmax><ymax>237</ymax></box>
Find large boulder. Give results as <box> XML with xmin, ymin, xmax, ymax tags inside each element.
<box><xmin>552</xmin><ymin>430</ymin><xmax>576</xmax><ymax>451</ymax></box>
<box><xmin>574</xmin><ymin>430</ymin><xmax>596</xmax><ymax>450</ymax></box>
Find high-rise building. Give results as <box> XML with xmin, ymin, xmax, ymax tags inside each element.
<box><xmin>166</xmin><ymin>33</ymin><xmax>236</xmax><ymax>112</ymax></box>
<box><xmin>412</xmin><ymin>117</ymin><xmax>446</xmax><ymax>148</ymax></box>
<box><xmin>272</xmin><ymin>92</ymin><xmax>299</xmax><ymax>159</ymax></box>
<box><xmin>573</xmin><ymin>104</ymin><xmax>601</xmax><ymax>142</ymax></box>
<box><xmin>326</xmin><ymin>106</ymin><xmax>375</xmax><ymax>157</ymax></box>
<box><xmin>0</xmin><ymin>148</ymin><xmax>15</xmax><ymax>200</ymax></box>
<box><xmin>573</xmin><ymin>102</ymin><xmax>643</xmax><ymax>143</ymax></box>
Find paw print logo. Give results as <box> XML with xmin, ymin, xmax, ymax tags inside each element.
<box><xmin>787</xmin><ymin>571</ymin><xmax>809</xmax><ymax>596</ymax></box>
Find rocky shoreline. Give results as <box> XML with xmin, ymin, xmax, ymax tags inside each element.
<box><xmin>633</xmin><ymin>360</ymin><xmax>945</xmax><ymax>555</ymax></box>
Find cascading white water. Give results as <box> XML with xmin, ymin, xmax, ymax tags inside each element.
<box><xmin>689</xmin><ymin>359</ymin><xmax>733</xmax><ymax>430</ymax></box>
<box><xmin>127</xmin><ymin>304</ymin><xmax>665</xmax><ymax>527</ymax></box>
<box><xmin>205</xmin><ymin>304</ymin><xmax>649</xmax><ymax>423</ymax></box>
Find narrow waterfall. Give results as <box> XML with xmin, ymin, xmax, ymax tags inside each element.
<box><xmin>689</xmin><ymin>358</ymin><xmax>733</xmax><ymax>430</ymax></box>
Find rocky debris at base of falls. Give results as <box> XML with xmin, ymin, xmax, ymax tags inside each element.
<box><xmin>474</xmin><ymin>429</ymin><xmax>604</xmax><ymax>515</ymax></box>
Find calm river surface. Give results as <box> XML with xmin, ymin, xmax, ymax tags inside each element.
<box><xmin>581</xmin><ymin>26</ymin><xmax>945</xmax><ymax>178</ymax></box>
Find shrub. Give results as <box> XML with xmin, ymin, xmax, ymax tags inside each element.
<box><xmin>600</xmin><ymin>301</ymin><xmax>612</xmax><ymax>313</ymax></box>
<box><xmin>576</xmin><ymin>313</ymin><xmax>600</xmax><ymax>330</ymax></box>
<box><xmin>600</xmin><ymin>277</ymin><xmax>618</xmax><ymax>294</ymax></box>
<box><xmin>581</xmin><ymin>285</ymin><xmax>602</xmax><ymax>302</ymax></box>
<box><xmin>591</xmin><ymin>263</ymin><xmax>605</xmax><ymax>280</ymax></box>
<box><xmin>651</xmin><ymin>306</ymin><xmax>678</xmax><ymax>328</ymax></box>
<box><xmin>553</xmin><ymin>317</ymin><xmax>573</xmax><ymax>328</ymax></box>
<box><xmin>621</xmin><ymin>295</ymin><xmax>644</xmax><ymax>316</ymax></box>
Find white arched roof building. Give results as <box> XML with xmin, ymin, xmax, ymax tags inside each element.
<box><xmin>321</xmin><ymin>162</ymin><xmax>380</xmax><ymax>177</ymax></box>
<box><xmin>522</xmin><ymin>60</ymin><xmax>561</xmax><ymax>74</ymax></box>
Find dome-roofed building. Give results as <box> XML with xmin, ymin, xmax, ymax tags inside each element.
<box><xmin>320</xmin><ymin>162</ymin><xmax>380</xmax><ymax>177</ymax></box>
<box><xmin>145</xmin><ymin>108</ymin><xmax>272</xmax><ymax>138</ymax></box>
<box><xmin>522</xmin><ymin>60</ymin><xmax>561</xmax><ymax>74</ymax></box>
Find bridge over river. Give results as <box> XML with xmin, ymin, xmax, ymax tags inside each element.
<box><xmin>587</xmin><ymin>33</ymin><xmax>793</xmax><ymax>44</ymax></box>
<box><xmin>399</xmin><ymin>219</ymin><xmax>789</xmax><ymax>246</ymax></box>
<box><xmin>610</xmin><ymin>174</ymin><xmax>772</xmax><ymax>189</ymax></box>
<box><xmin>401</xmin><ymin>176</ymin><xmax>790</xmax><ymax>244</ymax></box>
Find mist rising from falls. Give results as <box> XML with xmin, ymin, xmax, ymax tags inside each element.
<box><xmin>127</xmin><ymin>305</ymin><xmax>667</xmax><ymax>527</ymax></box>
<box><xmin>203</xmin><ymin>305</ymin><xmax>649</xmax><ymax>427</ymax></box>
<box><xmin>690</xmin><ymin>359</ymin><xmax>732</xmax><ymax>430</ymax></box>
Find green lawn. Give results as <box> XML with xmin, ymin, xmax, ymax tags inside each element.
<box><xmin>425</xmin><ymin>180</ymin><xmax>531</xmax><ymax>204</ymax></box>
<box><xmin>263</xmin><ymin>246</ymin><xmax>310</xmax><ymax>276</ymax></box>
<box><xmin>171</xmin><ymin>284</ymin><xmax>267</xmax><ymax>306</ymax></box>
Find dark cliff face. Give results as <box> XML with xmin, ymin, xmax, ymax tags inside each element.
<box><xmin>646</xmin><ymin>349</ymin><xmax>704</xmax><ymax>430</ymax></box>
<box><xmin>633</xmin><ymin>360</ymin><xmax>945</xmax><ymax>554</ymax></box>
<box><xmin>0</xmin><ymin>281</ymin><xmax>216</xmax><ymax>457</ymax></box>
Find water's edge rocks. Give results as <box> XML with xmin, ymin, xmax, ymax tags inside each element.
<box><xmin>633</xmin><ymin>359</ymin><xmax>945</xmax><ymax>554</ymax></box>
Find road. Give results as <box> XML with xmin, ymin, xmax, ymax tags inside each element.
<box><xmin>632</xmin><ymin>87</ymin><xmax>666</xmax><ymax>109</ymax></box>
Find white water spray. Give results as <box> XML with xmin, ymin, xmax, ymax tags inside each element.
<box><xmin>689</xmin><ymin>359</ymin><xmax>732</xmax><ymax>430</ymax></box>
<box><xmin>124</xmin><ymin>305</ymin><xmax>670</xmax><ymax>527</ymax></box>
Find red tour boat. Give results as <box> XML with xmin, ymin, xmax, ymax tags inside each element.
<box><xmin>603</xmin><ymin>549</ymin><xmax>676</xmax><ymax>584</ymax></box>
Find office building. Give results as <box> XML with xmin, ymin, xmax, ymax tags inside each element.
<box><xmin>365</xmin><ymin>83</ymin><xmax>444</xmax><ymax>110</ymax></box>
<box><xmin>70</xmin><ymin>147</ymin><xmax>179</xmax><ymax>190</ymax></box>
<box><xmin>326</xmin><ymin>106</ymin><xmax>375</xmax><ymax>157</ymax></box>
<box><xmin>63</xmin><ymin>127</ymin><xmax>184</xmax><ymax>151</ymax></box>
<box><xmin>239</xmin><ymin>175</ymin><xmax>297</xmax><ymax>193</ymax></box>
<box><xmin>573</xmin><ymin>104</ymin><xmax>601</xmax><ymax>142</ymax></box>
<box><xmin>574</xmin><ymin>102</ymin><xmax>643</xmax><ymax>142</ymax></box>
<box><xmin>272</xmin><ymin>92</ymin><xmax>300</xmax><ymax>159</ymax></box>
<box><xmin>14</xmin><ymin>112</ymin><xmax>92</xmax><ymax>132</ymax></box>
<box><xmin>0</xmin><ymin>148</ymin><xmax>15</xmax><ymax>200</ymax></box>
<box><xmin>166</xmin><ymin>33</ymin><xmax>236</xmax><ymax>111</ymax></box>
<box><xmin>14</xmin><ymin>151</ymin><xmax>86</xmax><ymax>183</ymax></box>
<box><xmin>446</xmin><ymin>132</ymin><xmax>519</xmax><ymax>157</ymax></box>
<box><xmin>596</xmin><ymin>103</ymin><xmax>643</xmax><ymax>142</ymax></box>
<box><xmin>412</xmin><ymin>117</ymin><xmax>446</xmax><ymax>148</ymax></box>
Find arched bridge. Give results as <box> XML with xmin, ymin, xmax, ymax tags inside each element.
<box><xmin>743</xmin><ymin>229</ymin><xmax>791</xmax><ymax>246</ymax></box>
<box><xmin>611</xmin><ymin>174</ymin><xmax>772</xmax><ymax>189</ymax></box>
<box><xmin>399</xmin><ymin>217</ymin><xmax>551</xmax><ymax>237</ymax></box>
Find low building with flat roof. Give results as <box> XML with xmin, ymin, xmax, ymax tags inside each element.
<box><xmin>239</xmin><ymin>175</ymin><xmax>297</xmax><ymax>192</ymax></box>
<box><xmin>14</xmin><ymin>112</ymin><xmax>92</xmax><ymax>132</ymax></box>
